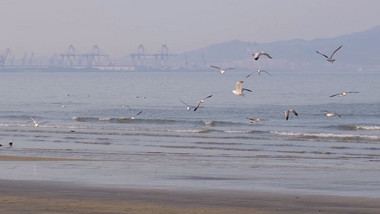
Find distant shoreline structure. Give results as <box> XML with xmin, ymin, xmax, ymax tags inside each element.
<box><xmin>0</xmin><ymin>66</ymin><xmax>137</xmax><ymax>72</ymax></box>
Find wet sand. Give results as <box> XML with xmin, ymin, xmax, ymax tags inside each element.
<box><xmin>1</xmin><ymin>179</ymin><xmax>380</xmax><ymax>214</ymax></box>
<box><xmin>1</xmin><ymin>155</ymin><xmax>380</xmax><ymax>213</ymax></box>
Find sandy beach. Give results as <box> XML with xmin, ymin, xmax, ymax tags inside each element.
<box><xmin>1</xmin><ymin>179</ymin><xmax>380</xmax><ymax>214</ymax></box>
<box><xmin>1</xmin><ymin>155</ymin><xmax>380</xmax><ymax>214</ymax></box>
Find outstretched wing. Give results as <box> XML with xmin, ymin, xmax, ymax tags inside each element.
<box><xmin>329</xmin><ymin>93</ymin><xmax>340</xmax><ymax>97</ymax></box>
<box><xmin>242</xmin><ymin>88</ymin><xmax>252</xmax><ymax>93</ymax></box>
<box><xmin>203</xmin><ymin>95</ymin><xmax>213</xmax><ymax>100</ymax></box>
<box><xmin>316</xmin><ymin>51</ymin><xmax>329</xmax><ymax>59</ymax></box>
<box><xmin>330</xmin><ymin>45</ymin><xmax>342</xmax><ymax>58</ymax></box>
<box><xmin>210</xmin><ymin>65</ymin><xmax>221</xmax><ymax>70</ymax></box>
<box><xmin>235</xmin><ymin>81</ymin><xmax>243</xmax><ymax>92</ymax></box>
<box><xmin>245</xmin><ymin>72</ymin><xmax>255</xmax><ymax>78</ymax></box>
<box><xmin>178</xmin><ymin>98</ymin><xmax>190</xmax><ymax>107</ymax></box>
<box><xmin>260</xmin><ymin>70</ymin><xmax>272</xmax><ymax>76</ymax></box>
<box><xmin>261</xmin><ymin>52</ymin><xmax>272</xmax><ymax>59</ymax></box>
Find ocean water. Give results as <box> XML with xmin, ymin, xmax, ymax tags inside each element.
<box><xmin>0</xmin><ymin>69</ymin><xmax>379</xmax><ymax>197</ymax></box>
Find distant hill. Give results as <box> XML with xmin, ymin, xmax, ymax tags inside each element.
<box><xmin>179</xmin><ymin>25</ymin><xmax>380</xmax><ymax>72</ymax></box>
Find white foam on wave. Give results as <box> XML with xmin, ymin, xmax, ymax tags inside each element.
<box><xmin>224</xmin><ymin>130</ymin><xmax>253</xmax><ymax>134</ymax></box>
<box><xmin>355</xmin><ymin>126</ymin><xmax>380</xmax><ymax>130</ymax></box>
<box><xmin>271</xmin><ymin>131</ymin><xmax>380</xmax><ymax>141</ymax></box>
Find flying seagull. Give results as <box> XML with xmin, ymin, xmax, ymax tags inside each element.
<box><xmin>284</xmin><ymin>110</ymin><xmax>298</xmax><ymax>120</ymax></box>
<box><xmin>329</xmin><ymin>91</ymin><xmax>359</xmax><ymax>97</ymax></box>
<box><xmin>245</xmin><ymin>69</ymin><xmax>272</xmax><ymax>78</ymax></box>
<box><xmin>247</xmin><ymin>118</ymin><xmax>262</xmax><ymax>124</ymax></box>
<box><xmin>316</xmin><ymin>45</ymin><xmax>342</xmax><ymax>63</ymax></box>
<box><xmin>30</xmin><ymin>117</ymin><xmax>44</xmax><ymax>127</ymax></box>
<box><xmin>130</xmin><ymin>110</ymin><xmax>142</xmax><ymax>120</ymax></box>
<box><xmin>323</xmin><ymin>110</ymin><xmax>341</xmax><ymax>117</ymax></box>
<box><xmin>178</xmin><ymin>98</ymin><xmax>192</xmax><ymax>110</ymax></box>
<box><xmin>232</xmin><ymin>81</ymin><xmax>252</xmax><ymax>97</ymax></box>
<box><xmin>210</xmin><ymin>65</ymin><xmax>234</xmax><ymax>74</ymax></box>
<box><xmin>252</xmin><ymin>52</ymin><xmax>272</xmax><ymax>60</ymax></box>
<box><xmin>194</xmin><ymin>95</ymin><xmax>213</xmax><ymax>111</ymax></box>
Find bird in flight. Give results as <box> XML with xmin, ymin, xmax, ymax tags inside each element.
<box><xmin>30</xmin><ymin>117</ymin><xmax>44</xmax><ymax>127</ymax></box>
<box><xmin>316</xmin><ymin>45</ymin><xmax>342</xmax><ymax>63</ymax></box>
<box><xmin>130</xmin><ymin>111</ymin><xmax>142</xmax><ymax>120</ymax></box>
<box><xmin>245</xmin><ymin>69</ymin><xmax>272</xmax><ymax>78</ymax></box>
<box><xmin>178</xmin><ymin>98</ymin><xmax>193</xmax><ymax>110</ymax></box>
<box><xmin>247</xmin><ymin>118</ymin><xmax>262</xmax><ymax>124</ymax></box>
<box><xmin>252</xmin><ymin>52</ymin><xmax>272</xmax><ymax>60</ymax></box>
<box><xmin>284</xmin><ymin>110</ymin><xmax>298</xmax><ymax>120</ymax></box>
<box><xmin>194</xmin><ymin>95</ymin><xmax>213</xmax><ymax>111</ymax></box>
<box><xmin>323</xmin><ymin>110</ymin><xmax>341</xmax><ymax>117</ymax></box>
<box><xmin>329</xmin><ymin>91</ymin><xmax>359</xmax><ymax>97</ymax></box>
<box><xmin>232</xmin><ymin>81</ymin><xmax>252</xmax><ymax>97</ymax></box>
<box><xmin>210</xmin><ymin>65</ymin><xmax>234</xmax><ymax>74</ymax></box>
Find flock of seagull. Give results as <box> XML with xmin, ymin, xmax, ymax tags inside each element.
<box><xmin>20</xmin><ymin>45</ymin><xmax>356</xmax><ymax>131</ymax></box>
<box><xmin>179</xmin><ymin>45</ymin><xmax>358</xmax><ymax>123</ymax></box>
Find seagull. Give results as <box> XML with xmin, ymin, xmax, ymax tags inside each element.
<box><xmin>323</xmin><ymin>110</ymin><xmax>341</xmax><ymax>117</ymax></box>
<box><xmin>30</xmin><ymin>117</ymin><xmax>42</xmax><ymax>127</ymax></box>
<box><xmin>130</xmin><ymin>111</ymin><xmax>142</xmax><ymax>120</ymax></box>
<box><xmin>178</xmin><ymin>98</ymin><xmax>192</xmax><ymax>110</ymax></box>
<box><xmin>232</xmin><ymin>81</ymin><xmax>252</xmax><ymax>97</ymax></box>
<box><xmin>252</xmin><ymin>52</ymin><xmax>272</xmax><ymax>60</ymax></box>
<box><xmin>9</xmin><ymin>141</ymin><xmax>13</xmax><ymax>147</ymax></box>
<box><xmin>194</xmin><ymin>95</ymin><xmax>213</xmax><ymax>111</ymax></box>
<box><xmin>284</xmin><ymin>110</ymin><xmax>298</xmax><ymax>120</ymax></box>
<box><xmin>245</xmin><ymin>69</ymin><xmax>272</xmax><ymax>78</ymax></box>
<box><xmin>210</xmin><ymin>65</ymin><xmax>234</xmax><ymax>74</ymax></box>
<box><xmin>247</xmin><ymin>118</ymin><xmax>262</xmax><ymax>124</ymax></box>
<box><xmin>329</xmin><ymin>91</ymin><xmax>359</xmax><ymax>97</ymax></box>
<box><xmin>316</xmin><ymin>45</ymin><xmax>342</xmax><ymax>63</ymax></box>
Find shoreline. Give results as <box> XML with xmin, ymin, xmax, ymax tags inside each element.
<box><xmin>0</xmin><ymin>179</ymin><xmax>380</xmax><ymax>214</ymax></box>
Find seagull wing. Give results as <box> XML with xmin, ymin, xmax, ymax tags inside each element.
<box><xmin>194</xmin><ymin>101</ymin><xmax>202</xmax><ymax>111</ymax></box>
<box><xmin>135</xmin><ymin>111</ymin><xmax>142</xmax><ymax>116</ymax></box>
<box><xmin>347</xmin><ymin>91</ymin><xmax>359</xmax><ymax>94</ymax></box>
<box><xmin>178</xmin><ymin>98</ymin><xmax>191</xmax><ymax>107</ymax></box>
<box><xmin>290</xmin><ymin>110</ymin><xmax>298</xmax><ymax>116</ymax></box>
<box><xmin>330</xmin><ymin>45</ymin><xmax>342</xmax><ymax>58</ymax></box>
<box><xmin>329</xmin><ymin>93</ymin><xmax>340</xmax><ymax>97</ymax></box>
<box><xmin>261</xmin><ymin>70</ymin><xmax>272</xmax><ymax>76</ymax></box>
<box><xmin>252</xmin><ymin>53</ymin><xmax>260</xmax><ymax>60</ymax></box>
<box><xmin>210</xmin><ymin>65</ymin><xmax>221</xmax><ymax>70</ymax></box>
<box><xmin>261</xmin><ymin>52</ymin><xmax>272</xmax><ymax>59</ymax></box>
<box><xmin>284</xmin><ymin>110</ymin><xmax>290</xmax><ymax>120</ymax></box>
<box><xmin>245</xmin><ymin>72</ymin><xmax>254</xmax><ymax>78</ymax></box>
<box><xmin>242</xmin><ymin>88</ymin><xmax>252</xmax><ymax>93</ymax></box>
<box><xmin>235</xmin><ymin>81</ymin><xmax>243</xmax><ymax>93</ymax></box>
<box><xmin>316</xmin><ymin>51</ymin><xmax>329</xmax><ymax>59</ymax></box>
<box><xmin>225</xmin><ymin>68</ymin><xmax>235</xmax><ymax>71</ymax></box>
<box><xmin>203</xmin><ymin>95</ymin><xmax>213</xmax><ymax>100</ymax></box>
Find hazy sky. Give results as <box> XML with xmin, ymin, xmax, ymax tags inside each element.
<box><xmin>1</xmin><ymin>0</ymin><xmax>380</xmax><ymax>58</ymax></box>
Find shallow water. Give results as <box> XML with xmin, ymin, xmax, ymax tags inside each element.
<box><xmin>0</xmin><ymin>69</ymin><xmax>379</xmax><ymax>197</ymax></box>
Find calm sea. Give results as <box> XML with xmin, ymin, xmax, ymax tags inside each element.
<box><xmin>0</xmin><ymin>69</ymin><xmax>379</xmax><ymax>197</ymax></box>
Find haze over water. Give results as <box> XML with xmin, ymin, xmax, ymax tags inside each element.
<box><xmin>0</xmin><ymin>69</ymin><xmax>379</xmax><ymax>197</ymax></box>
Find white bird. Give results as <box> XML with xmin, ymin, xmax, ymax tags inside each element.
<box><xmin>178</xmin><ymin>98</ymin><xmax>192</xmax><ymax>110</ymax></box>
<box><xmin>252</xmin><ymin>52</ymin><xmax>272</xmax><ymax>60</ymax></box>
<box><xmin>245</xmin><ymin>69</ymin><xmax>272</xmax><ymax>78</ymax></box>
<box><xmin>30</xmin><ymin>117</ymin><xmax>44</xmax><ymax>127</ymax></box>
<box><xmin>329</xmin><ymin>91</ymin><xmax>359</xmax><ymax>97</ymax></box>
<box><xmin>284</xmin><ymin>110</ymin><xmax>298</xmax><ymax>120</ymax></box>
<box><xmin>210</xmin><ymin>65</ymin><xmax>234</xmax><ymax>74</ymax></box>
<box><xmin>232</xmin><ymin>81</ymin><xmax>252</xmax><ymax>97</ymax></box>
<box><xmin>194</xmin><ymin>95</ymin><xmax>213</xmax><ymax>111</ymax></box>
<box><xmin>323</xmin><ymin>110</ymin><xmax>341</xmax><ymax>117</ymax></box>
<box><xmin>247</xmin><ymin>118</ymin><xmax>262</xmax><ymax>124</ymax></box>
<box><xmin>130</xmin><ymin>111</ymin><xmax>142</xmax><ymax>120</ymax></box>
<box><xmin>316</xmin><ymin>45</ymin><xmax>342</xmax><ymax>63</ymax></box>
